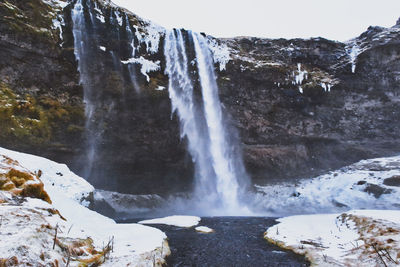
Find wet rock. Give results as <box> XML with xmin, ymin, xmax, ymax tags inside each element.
<box><xmin>383</xmin><ymin>176</ymin><xmax>400</xmax><ymax>187</ymax></box>
<box><xmin>363</xmin><ymin>183</ymin><xmax>393</xmax><ymax>198</ymax></box>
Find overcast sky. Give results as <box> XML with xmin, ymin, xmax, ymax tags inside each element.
<box><xmin>112</xmin><ymin>0</ymin><xmax>400</xmax><ymax>41</ymax></box>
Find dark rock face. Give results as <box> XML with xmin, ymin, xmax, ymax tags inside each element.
<box><xmin>0</xmin><ymin>0</ymin><xmax>189</xmax><ymax>194</ymax></box>
<box><xmin>383</xmin><ymin>176</ymin><xmax>400</xmax><ymax>187</ymax></box>
<box><xmin>1</xmin><ymin>0</ymin><xmax>399</xmax><ymax>194</ymax></box>
<box><xmin>0</xmin><ymin>0</ymin><xmax>85</xmax><ymax>164</ymax></box>
<box><xmin>218</xmin><ymin>31</ymin><xmax>400</xmax><ymax>182</ymax></box>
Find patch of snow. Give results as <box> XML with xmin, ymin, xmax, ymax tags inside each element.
<box><xmin>121</xmin><ymin>56</ymin><xmax>160</xmax><ymax>82</ymax></box>
<box><xmin>195</xmin><ymin>226</ymin><xmax>214</xmax><ymax>233</ymax></box>
<box><xmin>155</xmin><ymin>85</ymin><xmax>166</xmax><ymax>91</ymax></box>
<box><xmin>347</xmin><ymin>44</ymin><xmax>360</xmax><ymax>73</ymax></box>
<box><xmin>139</xmin><ymin>215</ymin><xmax>201</xmax><ymax>228</ymax></box>
<box><xmin>320</xmin><ymin>82</ymin><xmax>332</xmax><ymax>92</ymax></box>
<box><xmin>52</xmin><ymin>16</ymin><xmax>64</xmax><ymax>44</ymax></box>
<box><xmin>294</xmin><ymin>63</ymin><xmax>308</xmax><ymax>93</ymax></box>
<box><xmin>207</xmin><ymin>37</ymin><xmax>231</xmax><ymax>71</ymax></box>
<box><xmin>53</xmin><ymin>0</ymin><xmax>68</xmax><ymax>8</ymax></box>
<box><xmin>114</xmin><ymin>10</ymin><xmax>123</xmax><ymax>26</ymax></box>
<box><xmin>93</xmin><ymin>1</ymin><xmax>102</xmax><ymax>14</ymax></box>
<box><xmin>231</xmin><ymin>53</ymin><xmax>281</xmax><ymax>70</ymax></box>
<box><xmin>265</xmin><ymin>210</ymin><xmax>400</xmax><ymax>266</ymax></box>
<box><xmin>97</xmin><ymin>14</ymin><xmax>105</xmax><ymax>23</ymax></box>
<box><xmin>134</xmin><ymin>23</ymin><xmax>165</xmax><ymax>54</ymax></box>
<box><xmin>110</xmin><ymin>1</ymin><xmax>165</xmax><ymax>54</ymax></box>
<box><xmin>42</xmin><ymin>0</ymin><xmax>67</xmax><ymax>45</ymax></box>
<box><xmin>0</xmin><ymin>198</ymin><xmax>75</xmax><ymax>265</ymax></box>
<box><xmin>42</xmin><ymin>0</ymin><xmax>68</xmax><ymax>9</ymax></box>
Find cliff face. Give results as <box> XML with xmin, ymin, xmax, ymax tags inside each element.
<box><xmin>1</xmin><ymin>0</ymin><xmax>399</xmax><ymax>194</ymax></box>
<box><xmin>0</xmin><ymin>0</ymin><xmax>84</xmax><ymax>160</ymax></box>
<box><xmin>219</xmin><ymin>26</ymin><xmax>400</xmax><ymax>182</ymax></box>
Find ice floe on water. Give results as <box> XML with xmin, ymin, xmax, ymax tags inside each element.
<box><xmin>195</xmin><ymin>226</ymin><xmax>214</xmax><ymax>233</ymax></box>
<box><xmin>139</xmin><ymin>215</ymin><xmax>201</xmax><ymax>228</ymax></box>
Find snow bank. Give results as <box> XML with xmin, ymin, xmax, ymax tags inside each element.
<box><xmin>0</xmin><ymin>147</ymin><xmax>169</xmax><ymax>266</ymax></box>
<box><xmin>254</xmin><ymin>155</ymin><xmax>400</xmax><ymax>216</ymax></box>
<box><xmin>0</xmin><ymin>147</ymin><xmax>93</xmax><ymax>206</ymax></box>
<box><xmin>265</xmin><ymin>210</ymin><xmax>400</xmax><ymax>266</ymax></box>
<box><xmin>139</xmin><ymin>215</ymin><xmax>201</xmax><ymax>228</ymax></box>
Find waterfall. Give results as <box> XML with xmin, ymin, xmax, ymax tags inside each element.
<box><xmin>71</xmin><ymin>0</ymin><xmax>249</xmax><ymax>213</ymax></box>
<box><xmin>164</xmin><ymin>30</ymin><xmax>249</xmax><ymax>214</ymax></box>
<box><xmin>71</xmin><ymin>0</ymin><xmax>98</xmax><ymax>179</ymax></box>
<box><xmin>124</xmin><ymin>14</ymin><xmax>140</xmax><ymax>93</ymax></box>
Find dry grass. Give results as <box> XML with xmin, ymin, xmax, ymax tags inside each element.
<box><xmin>0</xmin><ymin>165</ymin><xmax>51</xmax><ymax>203</ymax></box>
<box><xmin>0</xmin><ymin>256</ymin><xmax>19</xmax><ymax>267</ymax></box>
<box><xmin>341</xmin><ymin>213</ymin><xmax>400</xmax><ymax>266</ymax></box>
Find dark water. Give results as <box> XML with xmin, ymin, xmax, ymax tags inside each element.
<box><xmin>121</xmin><ymin>217</ymin><xmax>309</xmax><ymax>267</ymax></box>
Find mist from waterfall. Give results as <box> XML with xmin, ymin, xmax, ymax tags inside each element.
<box><xmin>164</xmin><ymin>29</ymin><xmax>250</xmax><ymax>214</ymax></box>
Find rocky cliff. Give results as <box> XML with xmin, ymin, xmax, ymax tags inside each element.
<box><xmin>1</xmin><ymin>0</ymin><xmax>399</xmax><ymax>194</ymax></box>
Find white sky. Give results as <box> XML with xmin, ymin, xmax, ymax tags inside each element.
<box><xmin>112</xmin><ymin>0</ymin><xmax>400</xmax><ymax>41</ymax></box>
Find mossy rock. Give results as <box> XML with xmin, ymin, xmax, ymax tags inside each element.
<box><xmin>0</xmin><ymin>81</ymin><xmax>84</xmax><ymax>146</ymax></box>
<box><xmin>1</xmin><ymin>168</ymin><xmax>51</xmax><ymax>203</ymax></box>
<box><xmin>0</xmin><ymin>0</ymin><xmax>61</xmax><ymax>46</ymax></box>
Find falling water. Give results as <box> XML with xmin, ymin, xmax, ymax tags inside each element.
<box><xmin>124</xmin><ymin>14</ymin><xmax>140</xmax><ymax>93</ymax></box>
<box><xmin>71</xmin><ymin>0</ymin><xmax>143</xmax><ymax>185</ymax></box>
<box><xmin>71</xmin><ymin>0</ymin><xmax>98</xmax><ymax>179</ymax></box>
<box><xmin>164</xmin><ymin>30</ymin><xmax>249</xmax><ymax>213</ymax></box>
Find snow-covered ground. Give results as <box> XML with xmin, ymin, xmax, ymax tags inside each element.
<box><xmin>0</xmin><ymin>147</ymin><xmax>169</xmax><ymax>266</ymax></box>
<box><xmin>259</xmin><ymin>155</ymin><xmax>400</xmax><ymax>266</ymax></box>
<box><xmin>139</xmin><ymin>215</ymin><xmax>201</xmax><ymax>228</ymax></box>
<box><xmin>254</xmin><ymin>155</ymin><xmax>400</xmax><ymax>216</ymax></box>
<box><xmin>265</xmin><ymin>210</ymin><xmax>400</xmax><ymax>266</ymax></box>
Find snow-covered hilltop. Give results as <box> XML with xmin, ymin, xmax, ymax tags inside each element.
<box><xmin>0</xmin><ymin>147</ymin><xmax>169</xmax><ymax>266</ymax></box>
